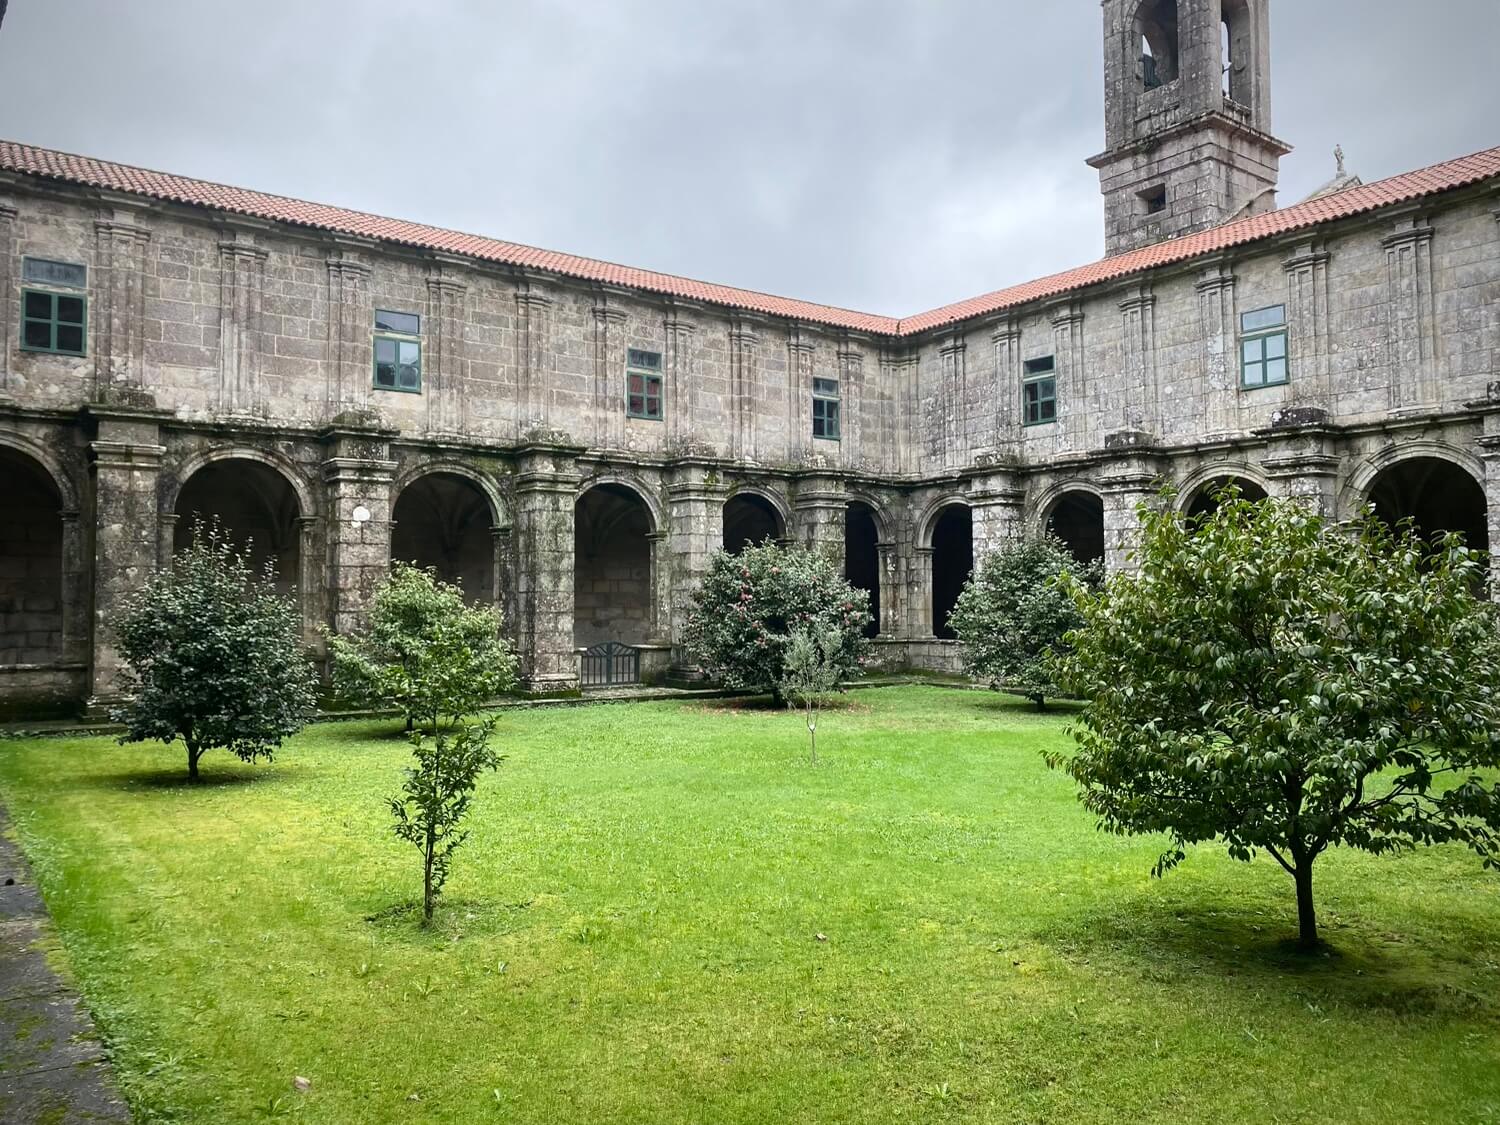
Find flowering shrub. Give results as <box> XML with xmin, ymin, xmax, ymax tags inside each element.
<box><xmin>684</xmin><ymin>541</ymin><xmax>871</xmax><ymax>701</ymax></box>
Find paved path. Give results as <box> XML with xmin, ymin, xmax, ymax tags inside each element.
<box><xmin>0</xmin><ymin>806</ymin><xmax>129</xmax><ymax>1122</ymax></box>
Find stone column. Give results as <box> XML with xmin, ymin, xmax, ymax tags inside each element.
<box><xmin>218</xmin><ymin>233</ymin><xmax>268</xmax><ymax>416</ymax></box>
<box><xmin>1383</xmin><ymin>216</ymin><xmax>1438</xmax><ymax>414</ymax></box>
<box><xmin>58</xmin><ymin>511</ymin><xmax>89</xmax><ymax>670</ymax></box>
<box><xmin>875</xmin><ymin>541</ymin><xmax>900</xmax><ymax>637</ymax></box>
<box><xmin>325</xmin><ymin>254</ymin><xmax>371</xmax><ymax>416</ymax></box>
<box><xmin>646</xmin><ymin>531</ymin><xmax>672</xmax><ymax>641</ymax></box>
<box><xmin>296</xmin><ymin>515</ymin><xmax>321</xmax><ymax>647</ymax></box>
<box><xmin>491</xmin><ymin>526</ymin><xmax>515</xmax><ymax>625</ymax></box>
<box><xmin>1196</xmin><ymin>265</ymin><xmax>1238</xmax><ymax>437</ymax></box>
<box><xmin>969</xmin><ymin>469</ymin><xmax>1025</xmax><ymax>561</ymax></box>
<box><xmin>425</xmin><ymin>273</ymin><xmax>468</xmax><ymax>437</ymax></box>
<box><xmin>1476</xmin><ymin>427</ymin><xmax>1500</xmax><ymax>596</ymax></box>
<box><xmin>0</xmin><ymin>200</ymin><xmax>16</xmax><ymax>392</ymax></box>
<box><xmin>665</xmin><ymin>462</ymin><xmax>722</xmax><ymax>672</ymax></box>
<box><xmin>94</xmin><ymin>211</ymin><xmax>153</xmax><ymax>404</ymax></box>
<box><xmin>320</xmin><ymin>424</ymin><xmax>397</xmax><ymax>638</ymax></box>
<box><xmin>512</xmin><ymin>444</ymin><xmax>581</xmax><ymax>692</ymax></box>
<box><xmin>86</xmin><ymin>409</ymin><xmax>165</xmax><ymax>702</ymax></box>
<box><xmin>792</xmin><ymin>474</ymin><xmax>846</xmax><ymax>569</ymax></box>
<box><xmin>1098</xmin><ymin>439</ymin><xmax>1166</xmax><ymax>575</ymax></box>
<box><xmin>910</xmin><ymin>547</ymin><xmax>935</xmax><ymax>637</ymax></box>
<box><xmin>1261</xmin><ymin>411</ymin><xmax>1340</xmax><ymax>518</ymax></box>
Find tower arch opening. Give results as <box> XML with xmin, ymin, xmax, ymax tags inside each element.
<box><xmin>1138</xmin><ymin>0</ymin><xmax>1180</xmax><ymax>89</ymax></box>
<box><xmin>723</xmin><ymin>492</ymin><xmax>785</xmax><ymax>554</ymax></box>
<box><xmin>1367</xmin><ymin>458</ymin><xmax>1488</xmax><ymax>554</ymax></box>
<box><xmin>574</xmin><ymin>483</ymin><xmax>655</xmax><ymax>651</ymax></box>
<box><xmin>930</xmin><ymin>504</ymin><xmax>973</xmax><ymax>640</ymax></box>
<box><xmin>1046</xmin><ymin>491</ymin><xmax>1106</xmax><ymax>567</ymax></box>
<box><xmin>391</xmin><ymin>472</ymin><xmax>496</xmax><ymax>603</ymax></box>
<box><xmin>174</xmin><ymin>458</ymin><xmax>303</xmax><ymax>598</ymax></box>
<box><xmin>845</xmin><ymin>501</ymin><xmax>881</xmax><ymax>639</ymax></box>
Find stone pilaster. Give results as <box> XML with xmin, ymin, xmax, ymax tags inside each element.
<box><xmin>1051</xmin><ymin>302</ymin><xmax>1087</xmax><ymax>453</ymax></box>
<box><xmin>515</xmin><ymin>285</ymin><xmax>554</xmax><ymax>434</ymax></box>
<box><xmin>491</xmin><ymin>526</ymin><xmax>516</xmax><ymax>631</ymax></box>
<box><xmin>664</xmin><ymin>310</ymin><xmax>698</xmax><ymax>451</ymax></box>
<box><xmin>729</xmin><ymin>317</ymin><xmax>761</xmax><ymax>462</ymax></box>
<box><xmin>512</xmin><ymin>444</ymin><xmax>581</xmax><ymax>691</ymax></box>
<box><xmin>665</xmin><ymin>462</ymin><xmax>721</xmax><ymax>671</ymax></box>
<box><xmin>875</xmin><ymin>541</ymin><xmax>901</xmax><ymax>636</ymax></box>
<box><xmin>969</xmin><ymin>469</ymin><xmax>1026</xmax><ymax>561</ymax></box>
<box><xmin>325</xmin><ymin>255</ymin><xmax>371</xmax><ymax>414</ymax></box>
<box><xmin>320</xmin><ymin>424</ymin><xmax>397</xmax><ymax>638</ymax></box>
<box><xmin>837</xmin><ymin>342</ymin><xmax>863</xmax><ymax>468</ymax></box>
<box><xmin>86</xmin><ymin>409</ymin><xmax>165</xmax><ymax>701</ymax></box>
<box><xmin>1118</xmin><ymin>284</ymin><xmax>1157</xmax><ymax>434</ymax></box>
<box><xmin>0</xmin><ymin>200</ymin><xmax>16</xmax><ymax>392</ymax></box>
<box><xmin>425</xmin><ymin>273</ymin><xmax>468</xmax><ymax>436</ymax></box>
<box><xmin>1383</xmin><ymin>215</ymin><xmax>1439</xmax><ymax>413</ymax></box>
<box><xmin>93</xmin><ymin>212</ymin><xmax>153</xmax><ymax>403</ymax></box>
<box><xmin>1477</xmin><ymin>424</ymin><xmax>1500</xmax><ymax>596</ymax></box>
<box><xmin>1196</xmin><ymin>264</ymin><xmax>1238</xmax><ymax>437</ymax></box>
<box><xmin>1283</xmin><ymin>240</ymin><xmax>1332</xmax><ymax>410</ymax></box>
<box><xmin>1259</xmin><ymin>410</ymin><xmax>1340</xmax><ymax>518</ymax></box>
<box><xmin>910</xmin><ymin>546</ymin><xmax>935</xmax><ymax>636</ymax></box>
<box><xmin>591</xmin><ymin>299</ymin><xmax>627</xmax><ymax>450</ymax></box>
<box><xmin>792</xmin><ymin>474</ymin><xmax>846</xmax><ymax>568</ymax></box>
<box><xmin>787</xmin><ymin>331</ymin><xmax>815</xmax><ymax>464</ymax></box>
<box><xmin>990</xmin><ymin>318</ymin><xmax>1023</xmax><ymax>457</ymax></box>
<box><xmin>938</xmin><ymin>335</ymin><xmax>966</xmax><ymax>472</ymax></box>
<box><xmin>646</xmin><ymin>530</ymin><xmax>672</xmax><ymax>642</ymax></box>
<box><xmin>217</xmin><ymin>234</ymin><xmax>268</xmax><ymax>416</ymax></box>
<box><xmin>880</xmin><ymin>347</ymin><xmax>918</xmax><ymax>475</ymax></box>
<box><xmin>1098</xmin><ymin>439</ymin><xmax>1167</xmax><ymax>575</ymax></box>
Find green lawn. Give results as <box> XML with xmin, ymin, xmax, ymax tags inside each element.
<box><xmin>1</xmin><ymin>685</ymin><xmax>1497</xmax><ymax>1123</ymax></box>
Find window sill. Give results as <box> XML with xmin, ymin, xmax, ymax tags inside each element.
<box><xmin>372</xmin><ymin>385</ymin><xmax>423</xmax><ymax>395</ymax></box>
<box><xmin>19</xmin><ymin>346</ymin><xmax>87</xmax><ymax>358</ymax></box>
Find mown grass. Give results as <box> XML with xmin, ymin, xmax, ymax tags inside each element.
<box><xmin>0</xmin><ymin>686</ymin><xmax>1497</xmax><ymax>1123</ymax></box>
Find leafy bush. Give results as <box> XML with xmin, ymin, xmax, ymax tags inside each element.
<box><xmin>948</xmin><ymin>535</ymin><xmax>1098</xmax><ymax>710</ymax></box>
<box><xmin>685</xmin><ymin>541</ymin><xmax>871</xmax><ymax>701</ymax></box>
<box><xmin>111</xmin><ymin>520</ymin><xmax>317</xmax><ymax>780</ymax></box>
<box><xmin>1052</xmin><ymin>492</ymin><xmax>1500</xmax><ymax>950</ymax></box>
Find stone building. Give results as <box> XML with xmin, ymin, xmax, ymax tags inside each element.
<box><xmin>1</xmin><ymin>0</ymin><xmax>1498</xmax><ymax>713</ymax></box>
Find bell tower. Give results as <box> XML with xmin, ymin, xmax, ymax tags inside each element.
<box><xmin>1087</xmin><ymin>0</ymin><xmax>1292</xmax><ymax>256</ymax></box>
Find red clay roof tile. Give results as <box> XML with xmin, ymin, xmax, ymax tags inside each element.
<box><xmin>2</xmin><ymin>139</ymin><xmax>1497</xmax><ymax>338</ymax></box>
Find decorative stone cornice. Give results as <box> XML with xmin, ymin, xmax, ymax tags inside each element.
<box><xmin>321</xmin><ymin>456</ymin><xmax>398</xmax><ymax>485</ymax></box>
<box><xmin>1117</xmin><ymin>286</ymin><xmax>1155</xmax><ymax>314</ymax></box>
<box><xmin>1381</xmin><ymin>216</ymin><xmax>1435</xmax><ymax>249</ymax></box>
<box><xmin>89</xmin><ymin>440</ymin><xmax>165</xmax><ymax>472</ymax></box>
<box><xmin>1282</xmin><ymin>241</ymin><xmax>1330</xmax><ymax>273</ymax></box>
<box><xmin>938</xmin><ymin>335</ymin><xmax>967</xmax><ymax>359</ymax></box>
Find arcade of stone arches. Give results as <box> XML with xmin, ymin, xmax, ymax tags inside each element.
<box><xmin>0</xmin><ymin>442</ymin><xmax>1491</xmax><ymax>702</ymax></box>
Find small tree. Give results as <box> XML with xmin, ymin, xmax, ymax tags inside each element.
<box><xmin>111</xmin><ymin>520</ymin><xmax>317</xmax><ymax>780</ymax></box>
<box><xmin>331</xmin><ymin>565</ymin><xmax>517</xmax><ymax>924</ymax></box>
<box><xmin>1052</xmin><ymin>492</ymin><xmax>1500</xmax><ymax>951</ymax></box>
<box><xmin>327</xmin><ymin>564</ymin><xmax>516</xmax><ymax>729</ymax></box>
<box><xmin>949</xmin><ymin>535</ymin><xmax>1098</xmax><ymax>710</ymax></box>
<box><xmin>780</xmin><ymin>624</ymin><xmax>845</xmax><ymax>765</ymax></box>
<box><xmin>685</xmin><ymin>541</ymin><xmax>871</xmax><ymax>702</ymax></box>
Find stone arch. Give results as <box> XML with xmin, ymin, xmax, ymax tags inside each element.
<box><xmin>723</xmin><ymin>487</ymin><xmax>789</xmax><ymax>553</ymax></box>
<box><xmin>393</xmin><ymin>460</ymin><xmax>507</xmax><ymax>529</ymax></box>
<box><xmin>578</xmin><ymin>470</ymin><xmax>663</xmax><ymax>534</ymax></box>
<box><xmin>173</xmin><ymin>454</ymin><xmax>306</xmax><ymax>597</ymax></box>
<box><xmin>927</xmin><ymin>501</ymin><xmax>974</xmax><ymax>640</ymax></box>
<box><xmin>1037</xmin><ymin>485</ymin><xmax>1105</xmax><ymax>566</ymax></box>
<box><xmin>167</xmin><ymin>446</ymin><xmax>318</xmax><ymax>523</ymax></box>
<box><xmin>0</xmin><ymin>443</ymin><xmax>70</xmax><ymax>669</ymax></box>
<box><xmin>1177</xmin><ymin>464</ymin><xmax>1270</xmax><ymax>519</ymax></box>
<box><xmin>1137</xmin><ymin>0</ymin><xmax>1180</xmax><ymax>87</ymax></box>
<box><xmin>917</xmin><ymin>494</ymin><xmax>971</xmax><ymax>550</ymax></box>
<box><xmin>391</xmin><ymin>471</ymin><xmax>500</xmax><ymax>604</ymax></box>
<box><xmin>574</xmin><ymin>481</ymin><xmax>658</xmax><ymax>650</ymax></box>
<box><xmin>1358</xmin><ymin>451</ymin><xmax>1488</xmax><ymax>554</ymax></box>
<box><xmin>0</xmin><ymin>433</ymin><xmax>80</xmax><ymax>514</ymax></box>
<box><xmin>1345</xmin><ymin>441</ymin><xmax>1486</xmax><ymax>512</ymax></box>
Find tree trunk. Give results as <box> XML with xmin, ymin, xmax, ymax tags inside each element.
<box><xmin>186</xmin><ymin>741</ymin><xmax>201</xmax><ymax>781</ymax></box>
<box><xmin>1033</xmin><ymin>694</ymin><xmax>1047</xmax><ymax>713</ymax></box>
<box><xmin>423</xmin><ymin>829</ymin><xmax>435</xmax><ymax>924</ymax></box>
<box><xmin>1294</xmin><ymin>859</ymin><xmax>1318</xmax><ymax>951</ymax></box>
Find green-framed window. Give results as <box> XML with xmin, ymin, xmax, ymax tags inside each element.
<box><xmin>1240</xmin><ymin>305</ymin><xmax>1288</xmax><ymax>388</ymax></box>
<box><xmin>373</xmin><ymin>309</ymin><xmax>421</xmax><ymax>392</ymax></box>
<box><xmin>21</xmin><ymin>289</ymin><xmax>87</xmax><ymax>356</ymax></box>
<box><xmin>812</xmin><ymin>377</ymin><xmax>840</xmax><ymax>440</ymax></box>
<box><xmin>626</xmin><ymin>349</ymin><xmax>663</xmax><ymax>420</ymax></box>
<box><xmin>1023</xmin><ymin>356</ymin><xmax>1057</xmax><ymax>425</ymax></box>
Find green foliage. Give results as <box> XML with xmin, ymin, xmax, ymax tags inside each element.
<box><xmin>327</xmin><ymin>563</ymin><xmax>517</xmax><ymax>728</ymax></box>
<box><xmin>779</xmin><ymin>624</ymin><xmax>846</xmax><ymax>764</ymax></box>
<box><xmin>949</xmin><ymin>535</ymin><xmax>1099</xmax><ymax>710</ymax></box>
<box><xmin>110</xmin><ymin>520</ymin><xmax>317</xmax><ymax>780</ymax></box>
<box><xmin>685</xmin><ymin>541</ymin><xmax>871</xmax><ymax>700</ymax></box>
<box><xmin>1053</xmin><ymin>490</ymin><xmax>1500</xmax><ymax>949</ymax></box>
<box><xmin>390</xmin><ymin>714</ymin><xmax>503</xmax><ymax>923</ymax></box>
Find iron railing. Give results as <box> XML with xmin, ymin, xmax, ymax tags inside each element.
<box><xmin>580</xmin><ymin>642</ymin><xmax>640</xmax><ymax>688</ymax></box>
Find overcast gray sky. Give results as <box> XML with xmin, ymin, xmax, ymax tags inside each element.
<box><xmin>1</xmin><ymin>1</ymin><xmax>1494</xmax><ymax>316</ymax></box>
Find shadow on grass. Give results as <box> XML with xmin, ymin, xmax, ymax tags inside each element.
<box><xmin>80</xmin><ymin>764</ymin><xmax>302</xmax><ymax>792</ymax></box>
<box><xmin>364</xmin><ymin>895</ymin><xmax>537</xmax><ymax>942</ymax></box>
<box><xmin>965</xmin><ymin>691</ymin><xmax>1087</xmax><ymax>718</ymax></box>
<box><xmin>1035</xmin><ymin>893</ymin><xmax>1497</xmax><ymax>1019</ymax></box>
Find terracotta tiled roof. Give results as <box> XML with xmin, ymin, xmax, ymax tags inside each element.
<box><xmin>2</xmin><ymin>139</ymin><xmax>1498</xmax><ymax>339</ymax></box>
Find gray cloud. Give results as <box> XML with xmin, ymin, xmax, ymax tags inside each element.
<box><xmin>1</xmin><ymin>0</ymin><xmax>1493</xmax><ymax>315</ymax></box>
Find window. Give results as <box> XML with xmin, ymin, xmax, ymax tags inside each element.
<box><xmin>626</xmin><ymin>348</ymin><xmax>663</xmax><ymax>420</ymax></box>
<box><xmin>21</xmin><ymin>290</ymin><xmax>87</xmax><ymax>356</ymax></box>
<box><xmin>1240</xmin><ymin>305</ymin><xmax>1288</xmax><ymax>388</ymax></box>
<box><xmin>373</xmin><ymin>309</ymin><xmax>421</xmax><ymax>392</ymax></box>
<box><xmin>1141</xmin><ymin>186</ymin><xmax>1168</xmax><ymax>215</ymax></box>
<box><xmin>1023</xmin><ymin>356</ymin><xmax>1057</xmax><ymax>425</ymax></box>
<box><xmin>812</xmin><ymin>376</ymin><xmax>840</xmax><ymax>440</ymax></box>
<box><xmin>22</xmin><ymin>257</ymin><xmax>87</xmax><ymax>289</ymax></box>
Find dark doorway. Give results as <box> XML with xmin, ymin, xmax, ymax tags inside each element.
<box><xmin>575</xmin><ymin>484</ymin><xmax>654</xmax><ymax>650</ymax></box>
<box><xmin>392</xmin><ymin>472</ymin><xmax>495</xmax><ymax>602</ymax></box>
<box><xmin>723</xmin><ymin>493</ymin><xmax>784</xmax><ymax>553</ymax></box>
<box><xmin>1368</xmin><ymin>458</ymin><xmax>1488</xmax><ymax>553</ymax></box>
<box><xmin>931</xmin><ymin>504</ymin><xmax>973</xmax><ymax>640</ymax></box>
<box><xmin>845</xmin><ymin>501</ymin><xmax>881</xmax><ymax>638</ymax></box>
<box><xmin>0</xmin><ymin>448</ymin><xmax>64</xmax><ymax>666</ymax></box>
<box><xmin>1047</xmin><ymin>491</ymin><xmax>1106</xmax><ymax>566</ymax></box>
<box><xmin>1185</xmin><ymin>476</ymin><xmax>1268</xmax><ymax>522</ymax></box>
<box><xmin>175</xmin><ymin>459</ymin><xmax>302</xmax><ymax>597</ymax></box>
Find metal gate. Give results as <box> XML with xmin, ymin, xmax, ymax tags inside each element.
<box><xmin>580</xmin><ymin>642</ymin><xmax>641</xmax><ymax>688</ymax></box>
